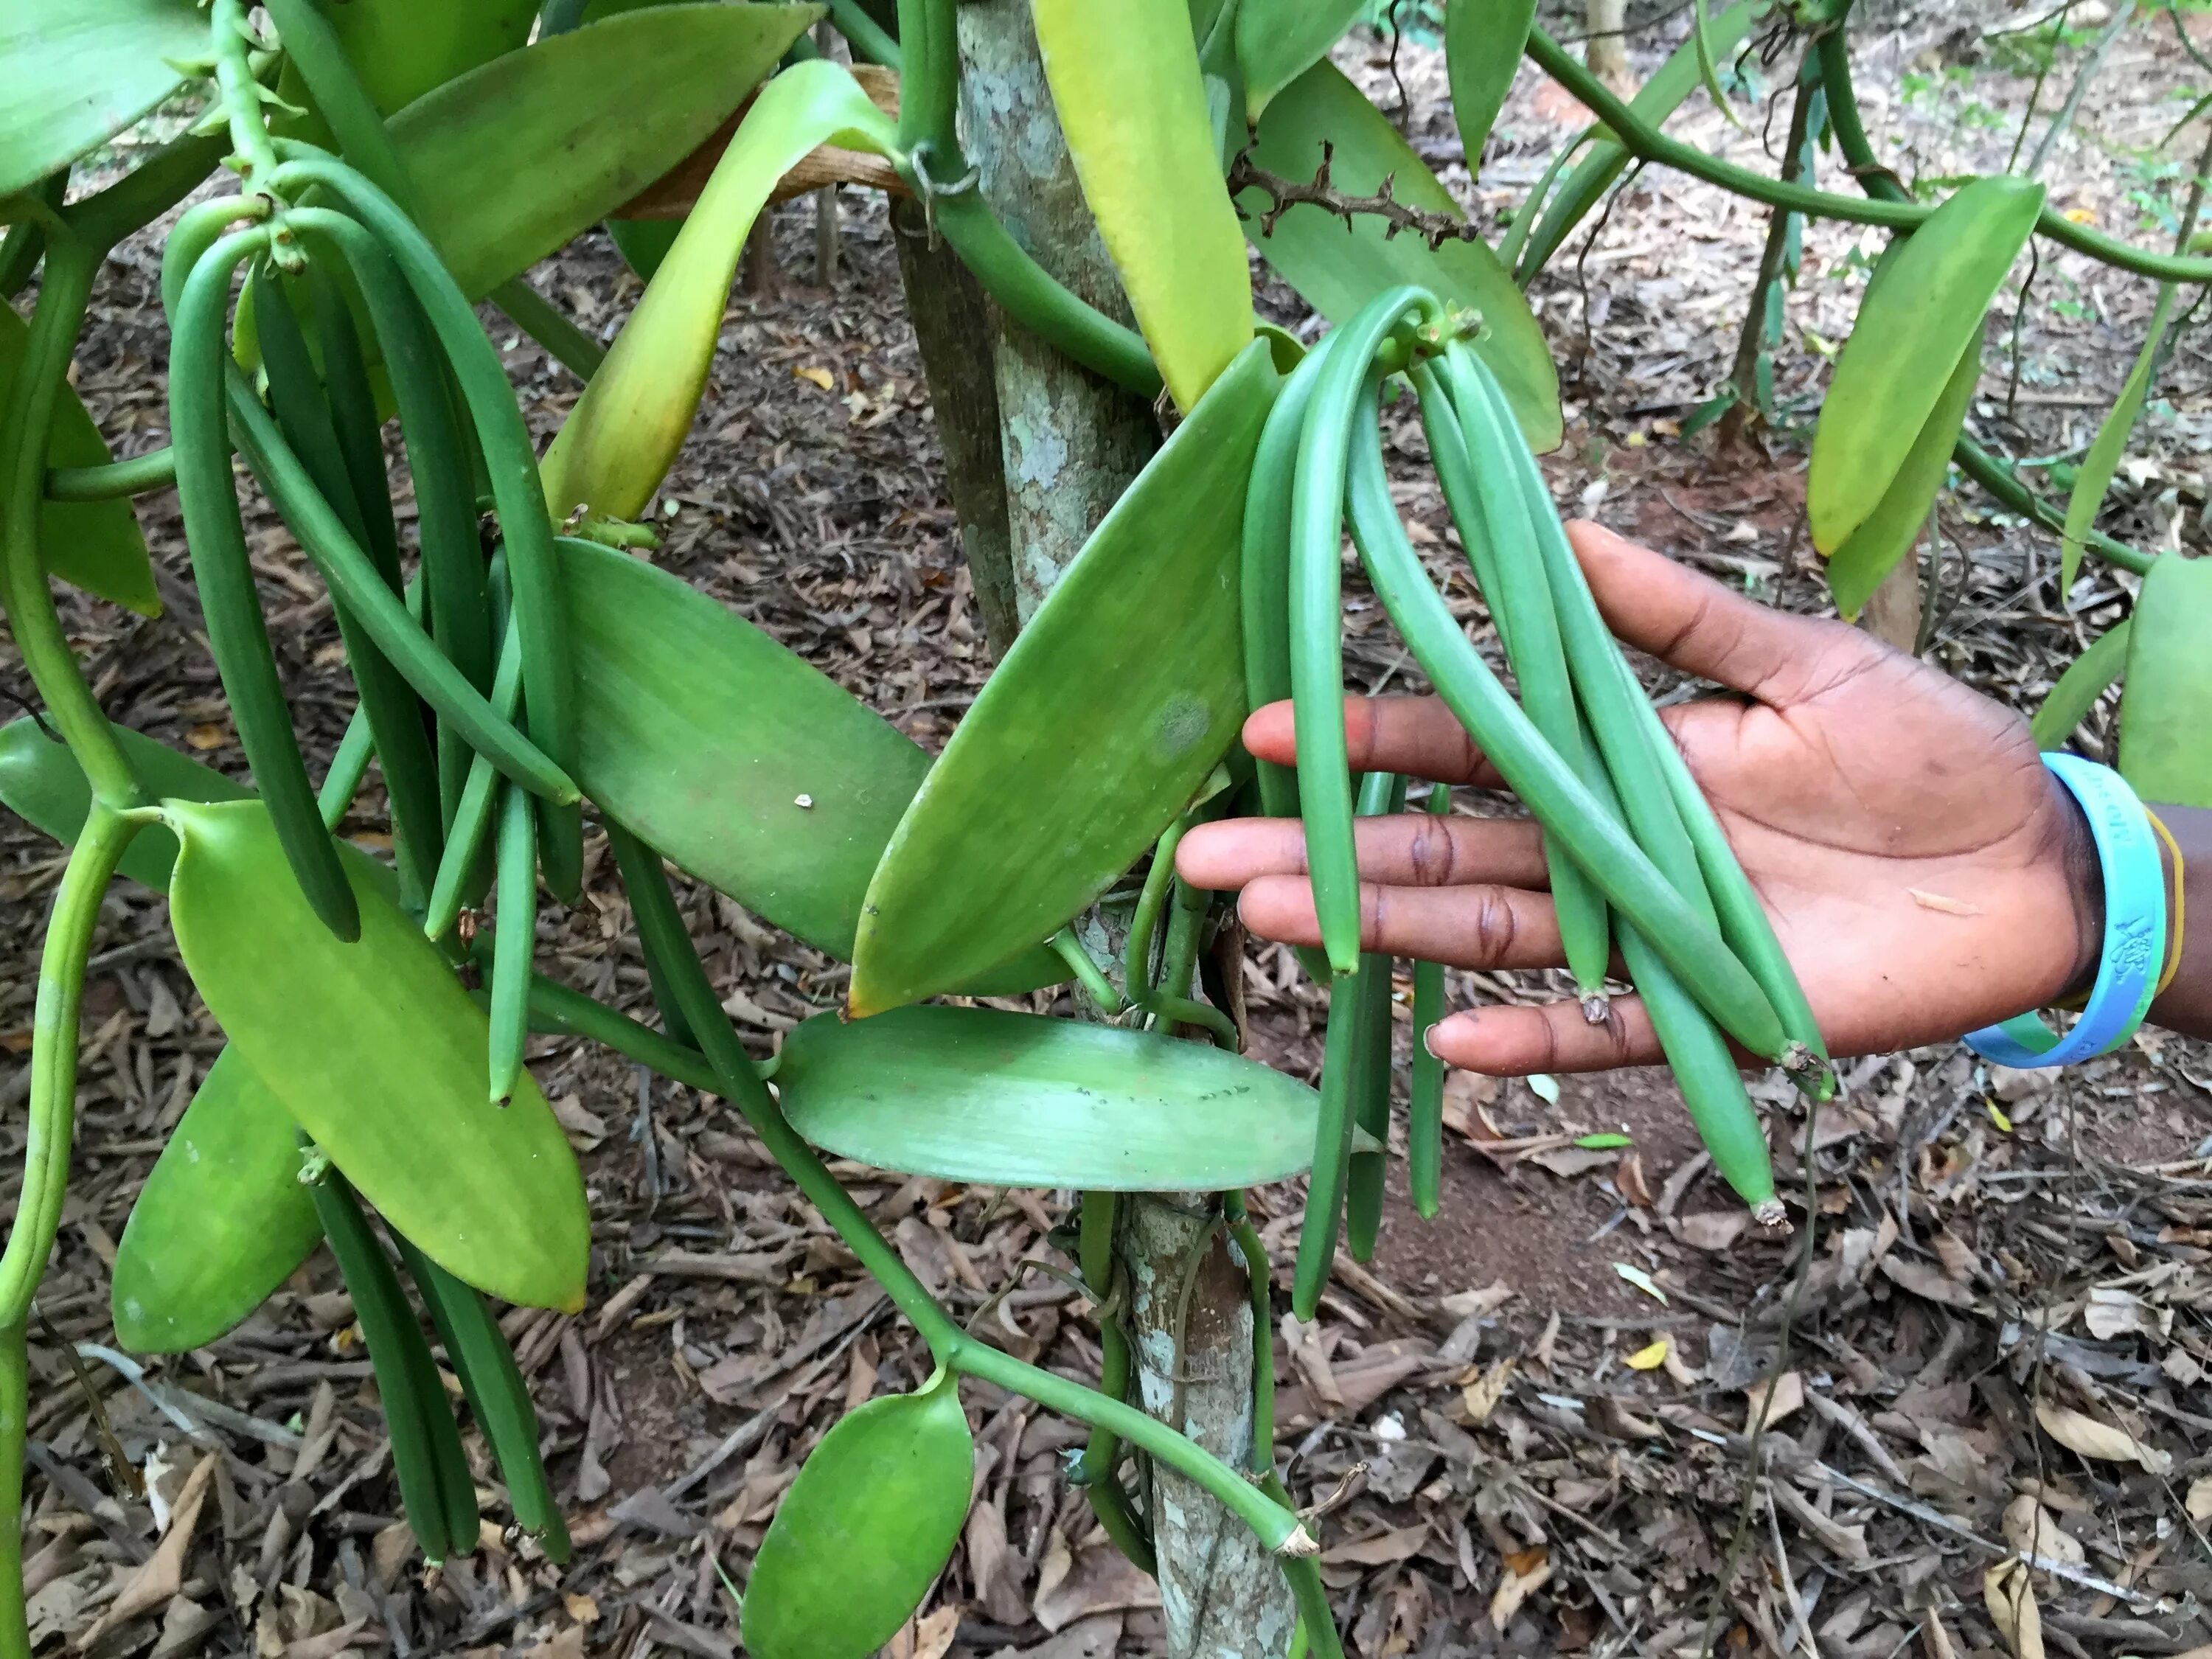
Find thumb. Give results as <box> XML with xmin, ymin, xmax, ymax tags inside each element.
<box><xmin>1565</xmin><ymin>521</ymin><xmax>1877</xmax><ymax>706</ymax></box>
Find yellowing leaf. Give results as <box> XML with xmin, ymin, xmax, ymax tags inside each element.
<box><xmin>793</xmin><ymin>364</ymin><xmax>835</xmax><ymax>390</ymax></box>
<box><xmin>2063</xmin><ymin>206</ymin><xmax>2097</xmax><ymax>224</ymax></box>
<box><xmin>541</xmin><ymin>60</ymin><xmax>897</xmax><ymax>520</ymax></box>
<box><xmin>1624</xmin><ymin>1339</ymin><xmax>1669</xmax><ymax>1371</ymax></box>
<box><xmin>1034</xmin><ymin>0</ymin><xmax>1253</xmax><ymax>411</ymax></box>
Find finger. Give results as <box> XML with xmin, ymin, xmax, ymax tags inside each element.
<box><xmin>1238</xmin><ymin>875</ymin><xmax>1563</xmax><ymax>970</ymax></box>
<box><xmin>1178</xmin><ymin>813</ymin><xmax>1549</xmax><ymax>892</ymax></box>
<box><xmin>1426</xmin><ymin>996</ymin><xmax>1668</xmax><ymax>1074</ymax></box>
<box><xmin>1565</xmin><ymin>520</ymin><xmax>1879</xmax><ymax>708</ymax></box>
<box><xmin>1241</xmin><ymin>697</ymin><xmax>1509</xmax><ymax>789</ymax></box>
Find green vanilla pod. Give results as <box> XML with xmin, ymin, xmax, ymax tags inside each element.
<box><xmin>487</xmin><ymin>777</ymin><xmax>538</xmax><ymax>1105</ymax></box>
<box><xmin>396</xmin><ymin>1237</ymin><xmax>571</xmax><ymax>1562</ymax></box>
<box><xmin>1343</xmin><ymin>768</ymin><xmax>1407</xmax><ymax>1262</ymax></box>
<box><xmin>265</xmin><ymin>152</ymin><xmax>584</xmax><ymax>900</ymax></box>
<box><xmin>1290</xmin><ymin>963</ymin><xmax>1367</xmax><ymax>1319</ymax></box>
<box><xmin>1447</xmin><ymin>344</ymin><xmax>1716</xmax><ymax>933</ymax></box>
<box><xmin>223</xmin><ymin>358</ymin><xmax>577</xmax><ymax>806</ymax></box>
<box><xmin>1407</xmin><ymin>787</ymin><xmax>1450</xmax><ymax>1221</ymax></box>
<box><xmin>1398</xmin><ymin>368</ymin><xmax>1611</xmax><ymax>1012</ymax></box>
<box><xmin>1579</xmin><ymin>757</ymin><xmax>1784</xmax><ymax>1221</ymax></box>
<box><xmin>1340</xmin><ymin>380</ymin><xmax>1790</xmax><ymax>1063</ymax></box>
<box><xmin>1242</xmin><ymin>327</ymin><xmax>1343</xmax><ymax>824</ymax></box>
<box><xmin>1463</xmin><ymin>349</ymin><xmax>1829</xmax><ymax>1091</ymax></box>
<box><xmin>291</xmin><ymin>210</ymin><xmax>493</xmax><ymax>819</ymax></box>
<box><xmin>167</xmin><ymin>228</ymin><xmax>359</xmax><ymax>939</ymax></box>
<box><xmin>251</xmin><ymin>259</ymin><xmax>445</xmax><ymax>900</ymax></box>
<box><xmin>425</xmin><ymin>580</ymin><xmax>525</xmax><ymax>942</ymax></box>
<box><xmin>305</xmin><ymin>1162</ymin><xmax>476</xmax><ymax>1563</ymax></box>
<box><xmin>1289</xmin><ymin>285</ymin><xmax>1440</xmax><ymax>975</ymax></box>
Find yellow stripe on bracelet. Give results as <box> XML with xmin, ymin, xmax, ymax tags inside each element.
<box><xmin>2148</xmin><ymin>808</ymin><xmax>2186</xmax><ymax>998</ymax></box>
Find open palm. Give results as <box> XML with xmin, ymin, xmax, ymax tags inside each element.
<box><xmin>1178</xmin><ymin>522</ymin><xmax>2098</xmax><ymax>1075</ymax></box>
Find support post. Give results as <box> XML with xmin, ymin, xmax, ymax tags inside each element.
<box><xmin>947</xmin><ymin>5</ymin><xmax>1297</xmax><ymax>1652</ymax></box>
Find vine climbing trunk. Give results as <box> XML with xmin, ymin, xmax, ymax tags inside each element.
<box><xmin>949</xmin><ymin>4</ymin><xmax>1295</xmax><ymax>1652</ymax></box>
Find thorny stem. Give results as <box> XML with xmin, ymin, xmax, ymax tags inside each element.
<box><xmin>0</xmin><ymin>805</ymin><xmax>142</xmax><ymax>1659</ymax></box>
<box><xmin>1524</xmin><ymin>24</ymin><xmax>2212</xmax><ymax>282</ymax></box>
<box><xmin>0</xmin><ymin>235</ymin><xmax>141</xmax><ymax>807</ymax></box>
<box><xmin>605</xmin><ymin>827</ymin><xmax>1313</xmax><ymax>1560</ymax></box>
<box><xmin>1227</xmin><ymin>145</ymin><xmax>1484</xmax><ymax>251</ymax></box>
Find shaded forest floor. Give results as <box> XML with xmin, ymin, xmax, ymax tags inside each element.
<box><xmin>7</xmin><ymin>6</ymin><xmax>2212</xmax><ymax>1657</ymax></box>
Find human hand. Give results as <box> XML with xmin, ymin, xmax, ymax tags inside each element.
<box><xmin>1179</xmin><ymin>521</ymin><xmax>2101</xmax><ymax>1076</ymax></box>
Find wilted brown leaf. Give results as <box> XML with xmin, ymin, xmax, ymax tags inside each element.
<box><xmin>1983</xmin><ymin>1561</ymin><xmax>2044</xmax><ymax>1659</ymax></box>
<box><xmin>2035</xmin><ymin>1402</ymin><xmax>2172</xmax><ymax>1473</ymax></box>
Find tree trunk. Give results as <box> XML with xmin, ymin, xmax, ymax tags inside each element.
<box><xmin>951</xmin><ymin>6</ymin><xmax>1296</xmax><ymax>1653</ymax></box>
<box><xmin>890</xmin><ymin>197</ymin><xmax>1020</xmax><ymax>655</ymax></box>
<box><xmin>1585</xmin><ymin>0</ymin><xmax>1632</xmax><ymax>91</ymax></box>
<box><xmin>957</xmin><ymin>0</ymin><xmax>1158</xmax><ymax>619</ymax></box>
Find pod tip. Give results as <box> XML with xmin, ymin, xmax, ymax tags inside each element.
<box><xmin>1276</xmin><ymin>1523</ymin><xmax>1320</xmax><ymax>1558</ymax></box>
<box><xmin>1579</xmin><ymin>993</ymin><xmax>1610</xmax><ymax>1026</ymax></box>
<box><xmin>1750</xmin><ymin>1198</ymin><xmax>1790</xmax><ymax>1233</ymax></box>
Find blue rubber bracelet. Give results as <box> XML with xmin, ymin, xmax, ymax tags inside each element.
<box><xmin>1965</xmin><ymin>753</ymin><xmax>2165</xmax><ymax>1069</ymax></box>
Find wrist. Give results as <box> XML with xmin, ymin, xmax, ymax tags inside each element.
<box><xmin>2056</xmin><ymin>774</ymin><xmax>2105</xmax><ymax>1004</ymax></box>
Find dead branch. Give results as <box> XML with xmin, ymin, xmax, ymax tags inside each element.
<box><xmin>1225</xmin><ymin>143</ymin><xmax>1482</xmax><ymax>251</ymax></box>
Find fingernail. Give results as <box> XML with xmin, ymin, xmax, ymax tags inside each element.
<box><xmin>1422</xmin><ymin>1014</ymin><xmax>1464</xmax><ymax>1059</ymax></box>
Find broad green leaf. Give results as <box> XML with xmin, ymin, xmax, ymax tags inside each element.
<box><xmin>556</xmin><ymin>537</ymin><xmax>1063</xmax><ymax>994</ymax></box>
<box><xmin>777</xmin><ymin>1006</ymin><xmax>1324</xmax><ymax>1187</ymax></box>
<box><xmin>1823</xmin><ymin>341</ymin><xmax>1976</xmax><ymax>620</ymax></box>
<box><xmin>1509</xmin><ymin>1</ymin><xmax>1758</xmax><ymax>284</ymax></box>
<box><xmin>2119</xmin><ymin>554</ymin><xmax>2212</xmax><ymax>809</ymax></box>
<box><xmin>0</xmin><ymin>0</ymin><xmax>204</xmax><ymax>198</ymax></box>
<box><xmin>1237</xmin><ymin>0</ymin><xmax>1363</xmax><ymax>123</ymax></box>
<box><xmin>852</xmin><ymin>338</ymin><xmax>1281</xmax><ymax>1015</ymax></box>
<box><xmin>1446</xmin><ymin>0</ymin><xmax>1536</xmax><ymax>168</ymax></box>
<box><xmin>607</xmin><ymin>218</ymin><xmax>681</xmax><ymax>282</ymax></box>
<box><xmin>574</xmin><ymin>0</ymin><xmax>704</xmax><ymax>281</ymax></box>
<box><xmin>388</xmin><ymin>2</ymin><xmax>824</xmax><ymax>302</ymax></box>
<box><xmin>0</xmin><ymin>303</ymin><xmax>159</xmax><ymax>616</ymax></box>
<box><xmin>278</xmin><ymin>0</ymin><xmax>536</xmax><ymax>150</ymax></box>
<box><xmin>1241</xmin><ymin>60</ymin><xmax>1561</xmax><ymax>451</ymax></box>
<box><xmin>742</xmin><ymin>1373</ymin><xmax>973</xmax><ymax>1659</ymax></box>
<box><xmin>111</xmin><ymin>1050</ymin><xmax>321</xmax><ymax>1354</ymax></box>
<box><xmin>164</xmin><ymin>799</ymin><xmax>590</xmax><ymax>1311</ymax></box>
<box><xmin>2033</xmin><ymin>618</ymin><xmax>2129</xmax><ymax>751</ymax></box>
<box><xmin>540</xmin><ymin>59</ymin><xmax>893</xmax><ymax>521</ymax></box>
<box><xmin>2062</xmin><ymin>284</ymin><xmax>2176</xmax><ymax>595</ymax></box>
<box><xmin>0</xmin><ymin>716</ymin><xmax>246</xmax><ymax>888</ymax></box>
<box><xmin>1035</xmin><ymin>0</ymin><xmax>1253</xmax><ymax>411</ymax></box>
<box><xmin>1809</xmin><ymin>175</ymin><xmax>2042</xmax><ymax>553</ymax></box>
